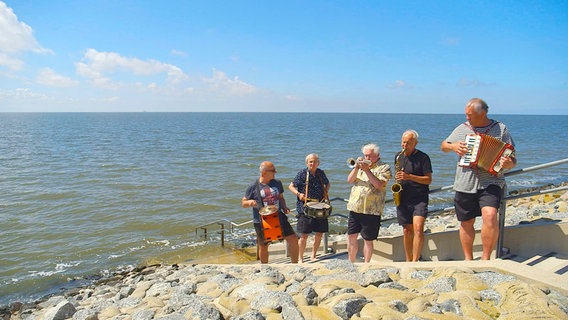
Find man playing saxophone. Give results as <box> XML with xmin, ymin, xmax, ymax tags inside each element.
<box><xmin>394</xmin><ymin>130</ymin><xmax>432</xmax><ymax>262</ymax></box>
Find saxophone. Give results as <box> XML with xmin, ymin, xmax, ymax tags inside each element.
<box><xmin>391</xmin><ymin>148</ymin><xmax>405</xmax><ymax>206</ymax></box>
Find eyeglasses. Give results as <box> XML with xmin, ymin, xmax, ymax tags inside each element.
<box><xmin>265</xmin><ymin>169</ymin><xmax>277</xmax><ymax>173</ymax></box>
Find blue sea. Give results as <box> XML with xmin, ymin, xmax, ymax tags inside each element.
<box><xmin>1</xmin><ymin>112</ymin><xmax>567</xmax><ymax>305</ymax></box>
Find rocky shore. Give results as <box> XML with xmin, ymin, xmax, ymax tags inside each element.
<box><xmin>4</xmin><ymin>260</ymin><xmax>568</xmax><ymax>319</ymax></box>
<box><xmin>3</xmin><ymin>185</ymin><xmax>568</xmax><ymax>319</ymax></box>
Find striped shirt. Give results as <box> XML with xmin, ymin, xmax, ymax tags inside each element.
<box><xmin>445</xmin><ymin>120</ymin><xmax>515</xmax><ymax>193</ymax></box>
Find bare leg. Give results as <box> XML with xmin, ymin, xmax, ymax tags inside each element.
<box><xmin>298</xmin><ymin>233</ymin><xmax>308</xmax><ymax>263</ymax></box>
<box><xmin>402</xmin><ymin>224</ymin><xmax>414</xmax><ymax>262</ymax></box>
<box><xmin>459</xmin><ymin>219</ymin><xmax>476</xmax><ymax>260</ymax></box>
<box><xmin>363</xmin><ymin>239</ymin><xmax>374</xmax><ymax>262</ymax></box>
<box><xmin>285</xmin><ymin>234</ymin><xmax>299</xmax><ymax>263</ymax></box>
<box><xmin>347</xmin><ymin>233</ymin><xmax>359</xmax><ymax>262</ymax></box>
<box><xmin>480</xmin><ymin>206</ymin><xmax>499</xmax><ymax>260</ymax></box>
<box><xmin>258</xmin><ymin>243</ymin><xmax>269</xmax><ymax>264</ymax></box>
<box><xmin>412</xmin><ymin>216</ymin><xmax>425</xmax><ymax>262</ymax></box>
<box><xmin>311</xmin><ymin>232</ymin><xmax>323</xmax><ymax>260</ymax></box>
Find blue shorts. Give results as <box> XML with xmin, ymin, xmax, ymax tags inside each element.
<box><xmin>454</xmin><ymin>185</ymin><xmax>502</xmax><ymax>222</ymax></box>
<box><xmin>347</xmin><ymin>211</ymin><xmax>381</xmax><ymax>241</ymax></box>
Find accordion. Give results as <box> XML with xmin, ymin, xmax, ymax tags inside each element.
<box><xmin>459</xmin><ymin>134</ymin><xmax>515</xmax><ymax>176</ymax></box>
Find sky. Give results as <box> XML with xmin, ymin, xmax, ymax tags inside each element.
<box><xmin>1</xmin><ymin>1</ymin><xmax>567</xmax><ymax>114</ymax></box>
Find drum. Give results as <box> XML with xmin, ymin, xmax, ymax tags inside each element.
<box><xmin>259</xmin><ymin>206</ymin><xmax>283</xmax><ymax>243</ymax></box>
<box><xmin>304</xmin><ymin>202</ymin><xmax>332</xmax><ymax>219</ymax></box>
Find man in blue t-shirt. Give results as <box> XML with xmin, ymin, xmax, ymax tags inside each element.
<box><xmin>242</xmin><ymin>161</ymin><xmax>299</xmax><ymax>263</ymax></box>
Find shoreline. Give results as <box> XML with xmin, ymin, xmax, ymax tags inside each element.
<box><xmin>4</xmin><ymin>260</ymin><xmax>567</xmax><ymax>319</ymax></box>
<box><xmin>2</xmin><ymin>184</ymin><xmax>568</xmax><ymax>319</ymax></box>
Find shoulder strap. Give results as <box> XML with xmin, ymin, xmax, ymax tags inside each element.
<box><xmin>304</xmin><ymin>169</ymin><xmax>309</xmax><ymax>205</ymax></box>
<box><xmin>464</xmin><ymin>120</ymin><xmax>499</xmax><ymax>134</ymax></box>
<box><xmin>317</xmin><ymin>172</ymin><xmax>330</xmax><ymax>202</ymax></box>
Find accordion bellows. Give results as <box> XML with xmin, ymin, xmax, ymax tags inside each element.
<box><xmin>459</xmin><ymin>134</ymin><xmax>515</xmax><ymax>176</ymax></box>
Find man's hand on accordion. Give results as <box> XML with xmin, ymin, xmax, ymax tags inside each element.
<box><xmin>454</xmin><ymin>141</ymin><xmax>469</xmax><ymax>157</ymax></box>
<box><xmin>499</xmin><ymin>154</ymin><xmax>516</xmax><ymax>170</ymax></box>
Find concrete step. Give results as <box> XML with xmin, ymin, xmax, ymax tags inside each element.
<box><xmin>502</xmin><ymin>251</ymin><xmax>568</xmax><ymax>277</ymax></box>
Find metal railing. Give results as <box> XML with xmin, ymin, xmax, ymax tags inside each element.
<box><xmin>195</xmin><ymin>158</ymin><xmax>568</xmax><ymax>259</ymax></box>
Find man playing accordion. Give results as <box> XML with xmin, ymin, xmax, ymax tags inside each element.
<box><xmin>441</xmin><ymin>98</ymin><xmax>517</xmax><ymax>260</ymax></box>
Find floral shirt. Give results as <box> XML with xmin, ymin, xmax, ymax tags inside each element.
<box><xmin>347</xmin><ymin>161</ymin><xmax>391</xmax><ymax>215</ymax></box>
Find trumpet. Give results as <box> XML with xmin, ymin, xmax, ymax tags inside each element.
<box><xmin>347</xmin><ymin>158</ymin><xmax>372</xmax><ymax>169</ymax></box>
<box><xmin>391</xmin><ymin>148</ymin><xmax>405</xmax><ymax>206</ymax></box>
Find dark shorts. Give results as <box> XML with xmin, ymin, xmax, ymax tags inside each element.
<box><xmin>297</xmin><ymin>213</ymin><xmax>329</xmax><ymax>234</ymax></box>
<box><xmin>454</xmin><ymin>185</ymin><xmax>502</xmax><ymax>222</ymax></box>
<box><xmin>347</xmin><ymin>211</ymin><xmax>381</xmax><ymax>241</ymax></box>
<box><xmin>397</xmin><ymin>201</ymin><xmax>428</xmax><ymax>225</ymax></box>
<box><xmin>254</xmin><ymin>212</ymin><xmax>297</xmax><ymax>244</ymax></box>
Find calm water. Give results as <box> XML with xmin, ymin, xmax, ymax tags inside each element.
<box><xmin>1</xmin><ymin>112</ymin><xmax>567</xmax><ymax>305</ymax></box>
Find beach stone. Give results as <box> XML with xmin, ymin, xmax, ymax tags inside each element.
<box><xmin>250</xmin><ymin>291</ymin><xmax>302</xmax><ymax>319</ymax></box>
<box><xmin>71</xmin><ymin>308</ymin><xmax>98</xmax><ymax>320</ymax></box>
<box><xmin>231</xmin><ymin>310</ymin><xmax>265</xmax><ymax>320</ymax></box>
<box><xmin>425</xmin><ymin>277</ymin><xmax>456</xmax><ymax>293</ymax></box>
<box><xmin>43</xmin><ymin>300</ymin><xmax>77</xmax><ymax>320</ymax></box>
<box><xmin>132</xmin><ymin>309</ymin><xmax>155</xmax><ymax>320</ymax></box>
<box><xmin>179</xmin><ymin>295</ymin><xmax>223</xmax><ymax>320</ymax></box>
<box><xmin>326</xmin><ymin>293</ymin><xmax>370</xmax><ymax>319</ymax></box>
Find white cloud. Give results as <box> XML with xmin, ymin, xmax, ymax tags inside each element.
<box><xmin>171</xmin><ymin>49</ymin><xmax>187</xmax><ymax>56</ymax></box>
<box><xmin>203</xmin><ymin>69</ymin><xmax>257</xmax><ymax>95</ymax></box>
<box><xmin>0</xmin><ymin>87</ymin><xmax>47</xmax><ymax>99</ymax></box>
<box><xmin>36</xmin><ymin>68</ymin><xmax>79</xmax><ymax>87</ymax></box>
<box><xmin>75</xmin><ymin>48</ymin><xmax>188</xmax><ymax>88</ymax></box>
<box><xmin>387</xmin><ymin>80</ymin><xmax>413</xmax><ymax>89</ymax></box>
<box><xmin>457</xmin><ymin>78</ymin><xmax>495</xmax><ymax>87</ymax></box>
<box><xmin>0</xmin><ymin>2</ymin><xmax>52</xmax><ymax>70</ymax></box>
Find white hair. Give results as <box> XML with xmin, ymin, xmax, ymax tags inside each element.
<box><xmin>362</xmin><ymin>143</ymin><xmax>379</xmax><ymax>155</ymax></box>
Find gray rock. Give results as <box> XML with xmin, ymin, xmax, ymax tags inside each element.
<box><xmin>425</xmin><ymin>277</ymin><xmax>456</xmax><ymax>293</ymax></box>
<box><xmin>146</xmin><ymin>282</ymin><xmax>171</xmax><ymax>297</ymax></box>
<box><xmin>302</xmin><ymin>286</ymin><xmax>318</xmax><ymax>305</ymax></box>
<box><xmin>389</xmin><ymin>300</ymin><xmax>408</xmax><ymax>313</ymax></box>
<box><xmin>250</xmin><ymin>291</ymin><xmax>302</xmax><ymax>319</ymax></box>
<box><xmin>411</xmin><ymin>270</ymin><xmax>432</xmax><ymax>280</ymax></box>
<box><xmin>232</xmin><ymin>310</ymin><xmax>265</xmax><ymax>320</ymax></box>
<box><xmin>475</xmin><ymin>271</ymin><xmax>516</xmax><ymax>287</ymax></box>
<box><xmin>378</xmin><ymin>281</ymin><xmax>408</xmax><ymax>291</ymax></box>
<box><xmin>479</xmin><ymin>289</ymin><xmax>501</xmax><ymax>303</ymax></box>
<box><xmin>359</xmin><ymin>268</ymin><xmax>391</xmax><ymax>287</ymax></box>
<box><xmin>324</xmin><ymin>259</ymin><xmax>357</xmax><ymax>272</ymax></box>
<box><xmin>430</xmin><ymin>298</ymin><xmax>462</xmax><ymax>316</ymax></box>
<box><xmin>332</xmin><ymin>297</ymin><xmax>369</xmax><ymax>320</ymax></box>
<box><xmin>43</xmin><ymin>300</ymin><xmax>77</xmax><ymax>320</ymax></box>
<box><xmin>132</xmin><ymin>309</ymin><xmax>155</xmax><ymax>320</ymax></box>
<box><xmin>71</xmin><ymin>309</ymin><xmax>98</xmax><ymax>320</ymax></box>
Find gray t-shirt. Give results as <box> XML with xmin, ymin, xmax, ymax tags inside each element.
<box><xmin>445</xmin><ymin>120</ymin><xmax>515</xmax><ymax>193</ymax></box>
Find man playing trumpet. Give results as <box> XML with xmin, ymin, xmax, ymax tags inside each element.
<box><xmin>346</xmin><ymin>143</ymin><xmax>391</xmax><ymax>262</ymax></box>
<box><xmin>394</xmin><ymin>130</ymin><xmax>432</xmax><ymax>262</ymax></box>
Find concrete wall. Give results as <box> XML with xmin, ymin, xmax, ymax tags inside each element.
<box><xmin>369</xmin><ymin>220</ymin><xmax>568</xmax><ymax>261</ymax></box>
